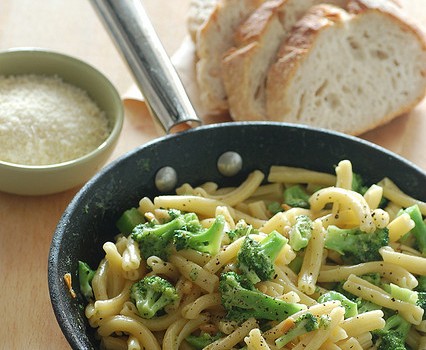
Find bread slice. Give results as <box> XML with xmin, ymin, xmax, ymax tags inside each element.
<box><xmin>221</xmin><ymin>0</ymin><xmax>286</xmax><ymax>120</ymax></box>
<box><xmin>222</xmin><ymin>0</ymin><xmax>348</xmax><ymax>121</ymax></box>
<box><xmin>266</xmin><ymin>1</ymin><xmax>426</xmax><ymax>135</ymax></box>
<box><xmin>195</xmin><ymin>0</ymin><xmax>264</xmax><ymax>114</ymax></box>
<box><xmin>187</xmin><ymin>0</ymin><xmax>218</xmax><ymax>42</ymax></box>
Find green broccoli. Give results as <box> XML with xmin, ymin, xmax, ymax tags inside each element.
<box><xmin>174</xmin><ymin>214</ymin><xmax>226</xmax><ymax>255</ymax></box>
<box><xmin>288</xmin><ymin>215</ymin><xmax>313</xmax><ymax>252</ymax></box>
<box><xmin>324</xmin><ymin>225</ymin><xmax>389</xmax><ymax>264</ymax></box>
<box><xmin>131</xmin><ymin>210</ymin><xmax>195</xmax><ymax>260</ymax></box>
<box><xmin>372</xmin><ymin>314</ymin><xmax>411</xmax><ymax>350</ymax></box>
<box><xmin>130</xmin><ymin>275</ymin><xmax>179</xmax><ymax>319</ymax></box>
<box><xmin>219</xmin><ymin>271</ymin><xmax>304</xmax><ymax>323</ymax></box>
<box><xmin>385</xmin><ymin>283</ymin><xmax>419</xmax><ymax>305</ymax></box>
<box><xmin>284</xmin><ymin>185</ymin><xmax>310</xmax><ymax>209</ymax></box>
<box><xmin>417</xmin><ymin>292</ymin><xmax>426</xmax><ymax>320</ymax></box>
<box><xmin>360</xmin><ymin>273</ymin><xmax>419</xmax><ymax>305</ymax></box>
<box><xmin>236</xmin><ymin>230</ymin><xmax>287</xmax><ymax>284</ymax></box>
<box><xmin>267</xmin><ymin>201</ymin><xmax>283</xmax><ymax>215</ymax></box>
<box><xmin>78</xmin><ymin>261</ymin><xmax>96</xmax><ymax>301</ymax></box>
<box><xmin>351</xmin><ymin>173</ymin><xmax>369</xmax><ymax>195</ymax></box>
<box><xmin>333</xmin><ymin>279</ymin><xmax>382</xmax><ymax>314</ymax></box>
<box><xmin>317</xmin><ymin>291</ymin><xmax>358</xmax><ymax>318</ymax></box>
<box><xmin>360</xmin><ymin>272</ymin><xmax>382</xmax><ymax>286</ymax></box>
<box><xmin>275</xmin><ymin>313</ymin><xmax>320</xmax><ymax>348</ymax></box>
<box><xmin>116</xmin><ymin>207</ymin><xmax>145</xmax><ymax>234</ymax></box>
<box><xmin>185</xmin><ymin>332</ymin><xmax>223</xmax><ymax>349</ymax></box>
<box><xmin>359</xmin><ymin>273</ymin><xmax>415</xmax><ymax>303</ymax></box>
<box><xmin>288</xmin><ymin>254</ymin><xmax>304</xmax><ymax>274</ymax></box>
<box><xmin>416</xmin><ymin>276</ymin><xmax>426</xmax><ymax>292</ymax></box>
<box><xmin>356</xmin><ymin>298</ymin><xmax>382</xmax><ymax>314</ymax></box>
<box><xmin>352</xmin><ymin>173</ymin><xmax>388</xmax><ymax>207</ymax></box>
<box><xmin>226</xmin><ymin>221</ymin><xmax>257</xmax><ymax>242</ymax></box>
<box><xmin>402</xmin><ymin>205</ymin><xmax>426</xmax><ymax>256</ymax></box>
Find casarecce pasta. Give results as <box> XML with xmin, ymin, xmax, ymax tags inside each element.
<box><xmin>79</xmin><ymin>160</ymin><xmax>426</xmax><ymax>350</ymax></box>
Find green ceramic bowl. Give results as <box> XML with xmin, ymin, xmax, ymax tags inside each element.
<box><xmin>0</xmin><ymin>48</ymin><xmax>124</xmax><ymax>196</ymax></box>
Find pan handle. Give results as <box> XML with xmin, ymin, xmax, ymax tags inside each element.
<box><xmin>90</xmin><ymin>0</ymin><xmax>201</xmax><ymax>133</ymax></box>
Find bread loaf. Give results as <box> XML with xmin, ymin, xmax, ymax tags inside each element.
<box><xmin>222</xmin><ymin>0</ymin><xmax>348</xmax><ymax>121</ymax></box>
<box><xmin>195</xmin><ymin>0</ymin><xmax>264</xmax><ymax>114</ymax></box>
<box><xmin>187</xmin><ymin>0</ymin><xmax>218</xmax><ymax>42</ymax></box>
<box><xmin>222</xmin><ymin>0</ymin><xmax>286</xmax><ymax>120</ymax></box>
<box><xmin>265</xmin><ymin>1</ymin><xmax>426</xmax><ymax>135</ymax></box>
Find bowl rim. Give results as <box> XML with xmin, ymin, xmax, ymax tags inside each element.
<box><xmin>0</xmin><ymin>47</ymin><xmax>124</xmax><ymax>171</ymax></box>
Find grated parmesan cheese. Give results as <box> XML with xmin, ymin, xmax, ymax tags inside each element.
<box><xmin>0</xmin><ymin>74</ymin><xmax>110</xmax><ymax>165</ymax></box>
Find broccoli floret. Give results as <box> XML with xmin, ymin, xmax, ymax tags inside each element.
<box><xmin>174</xmin><ymin>215</ymin><xmax>226</xmax><ymax>255</ymax></box>
<box><xmin>351</xmin><ymin>173</ymin><xmax>369</xmax><ymax>195</ymax></box>
<box><xmin>219</xmin><ymin>271</ymin><xmax>304</xmax><ymax>323</ymax></box>
<box><xmin>372</xmin><ymin>314</ymin><xmax>410</xmax><ymax>350</ymax></box>
<box><xmin>116</xmin><ymin>207</ymin><xmax>145</xmax><ymax>234</ymax></box>
<box><xmin>317</xmin><ymin>291</ymin><xmax>358</xmax><ymax>318</ymax></box>
<box><xmin>416</xmin><ymin>276</ymin><xmax>426</xmax><ymax>292</ymax></box>
<box><xmin>360</xmin><ymin>273</ymin><xmax>418</xmax><ymax>304</ymax></box>
<box><xmin>357</xmin><ymin>298</ymin><xmax>382</xmax><ymax>314</ymax></box>
<box><xmin>384</xmin><ymin>283</ymin><xmax>419</xmax><ymax>305</ymax></box>
<box><xmin>275</xmin><ymin>313</ymin><xmax>319</xmax><ymax>348</ymax></box>
<box><xmin>236</xmin><ymin>231</ymin><xmax>287</xmax><ymax>284</ymax></box>
<box><xmin>185</xmin><ymin>332</ymin><xmax>223</xmax><ymax>349</ymax></box>
<box><xmin>333</xmin><ymin>281</ymin><xmax>382</xmax><ymax>314</ymax></box>
<box><xmin>78</xmin><ymin>261</ymin><xmax>96</xmax><ymax>301</ymax></box>
<box><xmin>130</xmin><ymin>275</ymin><xmax>179</xmax><ymax>319</ymax></box>
<box><xmin>226</xmin><ymin>221</ymin><xmax>257</xmax><ymax>242</ymax></box>
<box><xmin>167</xmin><ymin>208</ymin><xmax>183</xmax><ymax>220</ymax></box>
<box><xmin>284</xmin><ymin>185</ymin><xmax>310</xmax><ymax>209</ymax></box>
<box><xmin>268</xmin><ymin>201</ymin><xmax>283</xmax><ymax>215</ymax></box>
<box><xmin>359</xmin><ymin>273</ymin><xmax>418</xmax><ymax>305</ymax></box>
<box><xmin>352</xmin><ymin>173</ymin><xmax>388</xmax><ymax>207</ymax></box>
<box><xmin>360</xmin><ymin>273</ymin><xmax>419</xmax><ymax>305</ymax></box>
<box><xmin>324</xmin><ymin>225</ymin><xmax>389</xmax><ymax>264</ymax></box>
<box><xmin>288</xmin><ymin>254</ymin><xmax>304</xmax><ymax>274</ymax></box>
<box><xmin>417</xmin><ymin>292</ymin><xmax>426</xmax><ymax>320</ymax></box>
<box><xmin>360</xmin><ymin>272</ymin><xmax>382</xmax><ymax>286</ymax></box>
<box><xmin>131</xmin><ymin>211</ymin><xmax>194</xmax><ymax>260</ymax></box>
<box><xmin>288</xmin><ymin>215</ymin><xmax>313</xmax><ymax>252</ymax></box>
<box><xmin>402</xmin><ymin>205</ymin><xmax>426</xmax><ymax>256</ymax></box>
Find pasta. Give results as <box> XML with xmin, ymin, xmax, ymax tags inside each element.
<box><xmin>79</xmin><ymin>160</ymin><xmax>426</xmax><ymax>349</ymax></box>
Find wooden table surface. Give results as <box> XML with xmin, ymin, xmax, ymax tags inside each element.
<box><xmin>0</xmin><ymin>0</ymin><xmax>425</xmax><ymax>349</ymax></box>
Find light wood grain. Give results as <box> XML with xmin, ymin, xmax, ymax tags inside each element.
<box><xmin>0</xmin><ymin>1</ymin><xmax>186</xmax><ymax>348</ymax></box>
<box><xmin>0</xmin><ymin>1</ymin><xmax>425</xmax><ymax>349</ymax></box>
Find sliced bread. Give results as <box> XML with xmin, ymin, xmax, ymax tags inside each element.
<box><xmin>195</xmin><ymin>0</ymin><xmax>264</xmax><ymax>114</ymax></box>
<box><xmin>222</xmin><ymin>0</ymin><xmax>348</xmax><ymax>121</ymax></box>
<box><xmin>265</xmin><ymin>1</ymin><xmax>426</xmax><ymax>135</ymax></box>
<box><xmin>221</xmin><ymin>0</ymin><xmax>287</xmax><ymax>120</ymax></box>
<box><xmin>187</xmin><ymin>0</ymin><xmax>218</xmax><ymax>42</ymax></box>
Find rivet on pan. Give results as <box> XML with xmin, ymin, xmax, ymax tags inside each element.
<box><xmin>217</xmin><ymin>151</ymin><xmax>243</xmax><ymax>177</ymax></box>
<box><xmin>155</xmin><ymin>166</ymin><xmax>178</xmax><ymax>192</ymax></box>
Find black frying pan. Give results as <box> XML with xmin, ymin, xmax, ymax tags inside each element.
<box><xmin>48</xmin><ymin>1</ymin><xmax>426</xmax><ymax>349</ymax></box>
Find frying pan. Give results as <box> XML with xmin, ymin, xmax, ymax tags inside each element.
<box><xmin>48</xmin><ymin>1</ymin><xmax>426</xmax><ymax>349</ymax></box>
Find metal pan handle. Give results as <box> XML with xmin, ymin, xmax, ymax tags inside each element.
<box><xmin>90</xmin><ymin>0</ymin><xmax>201</xmax><ymax>133</ymax></box>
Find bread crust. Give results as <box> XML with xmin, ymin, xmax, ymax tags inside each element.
<box><xmin>190</xmin><ymin>0</ymin><xmax>426</xmax><ymax>134</ymax></box>
<box><xmin>267</xmin><ymin>4</ymin><xmax>345</xmax><ymax>116</ymax></box>
<box><xmin>234</xmin><ymin>0</ymin><xmax>286</xmax><ymax>45</ymax></box>
<box><xmin>187</xmin><ymin>0</ymin><xmax>218</xmax><ymax>42</ymax></box>
<box><xmin>222</xmin><ymin>0</ymin><xmax>349</xmax><ymax>121</ymax></box>
<box><xmin>196</xmin><ymin>0</ymin><xmax>264</xmax><ymax>114</ymax></box>
<box><xmin>266</xmin><ymin>1</ymin><xmax>426</xmax><ymax>135</ymax></box>
<box><xmin>222</xmin><ymin>0</ymin><xmax>286</xmax><ymax>120</ymax></box>
<box><xmin>349</xmin><ymin>0</ymin><xmax>426</xmax><ymax>54</ymax></box>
